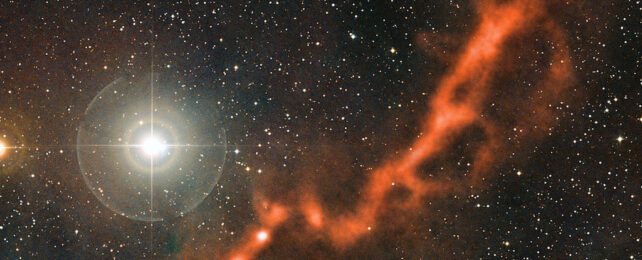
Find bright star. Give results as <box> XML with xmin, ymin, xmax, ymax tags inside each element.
<box><xmin>141</xmin><ymin>136</ymin><xmax>167</xmax><ymax>157</ymax></box>
<box><xmin>0</xmin><ymin>141</ymin><xmax>6</xmax><ymax>157</ymax></box>
<box><xmin>256</xmin><ymin>230</ymin><xmax>269</xmax><ymax>242</ymax></box>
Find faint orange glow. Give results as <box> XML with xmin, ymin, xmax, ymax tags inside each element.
<box><xmin>302</xmin><ymin>203</ymin><xmax>323</xmax><ymax>229</ymax></box>
<box><xmin>230</xmin><ymin>255</ymin><xmax>246</xmax><ymax>260</ymax></box>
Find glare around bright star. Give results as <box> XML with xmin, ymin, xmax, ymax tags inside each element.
<box><xmin>0</xmin><ymin>141</ymin><xmax>6</xmax><ymax>157</ymax></box>
<box><xmin>257</xmin><ymin>230</ymin><xmax>268</xmax><ymax>242</ymax></box>
<box><xmin>142</xmin><ymin>136</ymin><xmax>167</xmax><ymax>157</ymax></box>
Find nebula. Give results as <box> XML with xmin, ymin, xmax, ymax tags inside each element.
<box><xmin>183</xmin><ymin>1</ymin><xmax>575</xmax><ymax>259</ymax></box>
<box><xmin>1</xmin><ymin>0</ymin><xmax>637</xmax><ymax>258</ymax></box>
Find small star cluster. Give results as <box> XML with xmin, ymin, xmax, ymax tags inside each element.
<box><xmin>0</xmin><ymin>0</ymin><xmax>639</xmax><ymax>259</ymax></box>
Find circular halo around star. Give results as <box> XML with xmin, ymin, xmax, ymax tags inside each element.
<box><xmin>77</xmin><ymin>73</ymin><xmax>226</xmax><ymax>222</ymax></box>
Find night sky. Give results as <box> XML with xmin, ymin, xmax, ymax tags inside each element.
<box><xmin>0</xmin><ymin>0</ymin><xmax>640</xmax><ymax>259</ymax></box>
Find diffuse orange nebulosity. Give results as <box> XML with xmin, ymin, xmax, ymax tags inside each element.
<box><xmin>198</xmin><ymin>1</ymin><xmax>576</xmax><ymax>259</ymax></box>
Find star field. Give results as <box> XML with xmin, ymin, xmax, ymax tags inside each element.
<box><xmin>0</xmin><ymin>1</ymin><xmax>640</xmax><ymax>259</ymax></box>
